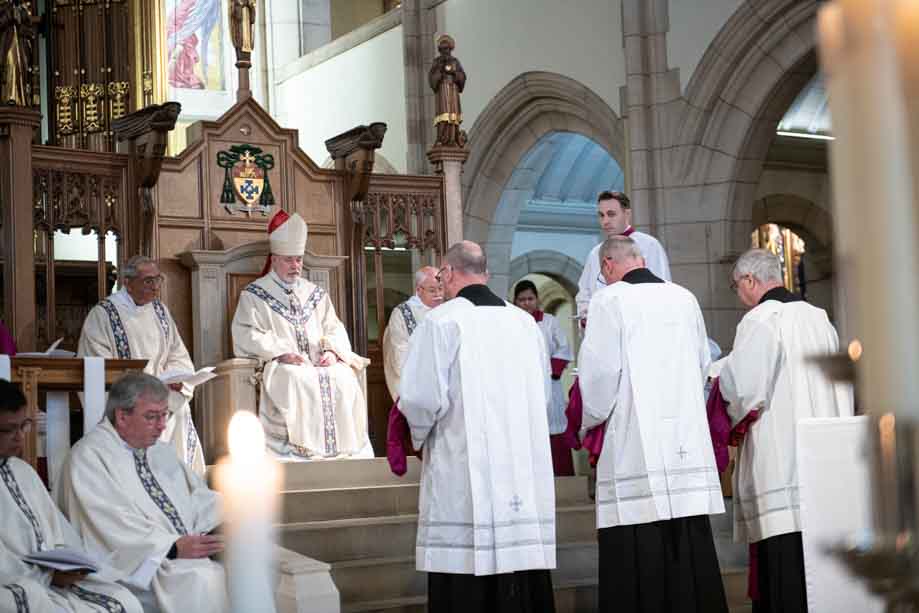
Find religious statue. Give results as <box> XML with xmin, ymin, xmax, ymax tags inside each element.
<box><xmin>429</xmin><ymin>34</ymin><xmax>467</xmax><ymax>148</ymax></box>
<box><xmin>0</xmin><ymin>0</ymin><xmax>35</xmax><ymax>106</ymax></box>
<box><xmin>229</xmin><ymin>0</ymin><xmax>256</xmax><ymax>57</ymax></box>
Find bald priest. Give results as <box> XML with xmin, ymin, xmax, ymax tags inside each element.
<box><xmin>57</xmin><ymin>373</ymin><xmax>227</xmax><ymax>613</ymax></box>
<box><xmin>232</xmin><ymin>210</ymin><xmax>373</xmax><ymax>460</ymax></box>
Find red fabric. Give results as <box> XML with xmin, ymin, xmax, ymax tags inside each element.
<box><xmin>621</xmin><ymin>225</ymin><xmax>635</xmax><ymax>237</ymax></box>
<box><xmin>562</xmin><ymin>378</ymin><xmax>606</xmax><ymax>466</ymax></box>
<box><xmin>260</xmin><ymin>210</ymin><xmax>291</xmax><ymax>277</ymax></box>
<box><xmin>0</xmin><ymin>321</ymin><xmax>16</xmax><ymax>355</ymax></box>
<box><xmin>704</xmin><ymin>376</ymin><xmax>761</xmax><ymax>601</ymax></box>
<box><xmin>386</xmin><ymin>401</ymin><xmax>420</xmax><ymax>477</ymax></box>
<box><xmin>707</xmin><ymin>378</ymin><xmax>732</xmax><ymax>473</ymax></box>
<box><xmin>550</xmin><ymin>434</ymin><xmax>575</xmax><ymax>476</ymax></box>
<box><xmin>531</xmin><ymin>310</ymin><xmax>544</xmax><ymax>322</ymax></box>
<box><xmin>550</xmin><ymin>358</ymin><xmax>569</xmax><ymax>379</ymax></box>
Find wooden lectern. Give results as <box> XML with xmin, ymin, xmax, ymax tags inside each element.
<box><xmin>9</xmin><ymin>358</ymin><xmax>148</xmax><ymax>469</ymax></box>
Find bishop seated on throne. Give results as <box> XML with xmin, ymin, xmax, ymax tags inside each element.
<box><xmin>232</xmin><ymin>211</ymin><xmax>373</xmax><ymax>460</ymax></box>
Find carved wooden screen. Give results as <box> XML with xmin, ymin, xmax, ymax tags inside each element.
<box><xmin>361</xmin><ymin>173</ymin><xmax>446</xmax><ymax>453</ymax></box>
<box><xmin>31</xmin><ymin>146</ymin><xmax>132</xmax><ymax>350</ymax></box>
<box><xmin>46</xmin><ymin>0</ymin><xmax>133</xmax><ymax>151</ymax></box>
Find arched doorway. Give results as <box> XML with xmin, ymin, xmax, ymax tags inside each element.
<box><xmin>462</xmin><ymin>72</ymin><xmax>624</xmax><ymax>296</ymax></box>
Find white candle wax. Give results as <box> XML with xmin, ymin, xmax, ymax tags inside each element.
<box><xmin>216</xmin><ymin>412</ymin><xmax>280</xmax><ymax>613</ymax></box>
<box><xmin>820</xmin><ymin>0</ymin><xmax>919</xmax><ymax>418</ymax></box>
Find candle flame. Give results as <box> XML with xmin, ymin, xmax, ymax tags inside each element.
<box><xmin>227</xmin><ymin>411</ymin><xmax>266</xmax><ymax>463</ymax></box>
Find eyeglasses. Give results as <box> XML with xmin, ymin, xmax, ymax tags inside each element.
<box><xmin>141</xmin><ymin>410</ymin><xmax>173</xmax><ymax>424</ymax></box>
<box><xmin>730</xmin><ymin>274</ymin><xmax>751</xmax><ymax>293</ymax></box>
<box><xmin>435</xmin><ymin>266</ymin><xmax>451</xmax><ymax>284</ymax></box>
<box><xmin>141</xmin><ymin>275</ymin><xmax>165</xmax><ymax>288</ymax></box>
<box><xmin>419</xmin><ymin>285</ymin><xmax>442</xmax><ymax>293</ymax></box>
<box><xmin>0</xmin><ymin>419</ymin><xmax>33</xmax><ymax>437</ymax></box>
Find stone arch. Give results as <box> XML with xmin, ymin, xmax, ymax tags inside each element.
<box><xmin>507</xmin><ymin>250</ymin><xmax>582</xmax><ymax>300</ymax></box>
<box><xmin>751</xmin><ymin>194</ymin><xmax>833</xmax><ymax>251</ymax></box>
<box><xmin>462</xmin><ymin>72</ymin><xmax>624</xmax><ymax>294</ymax></box>
<box><xmin>676</xmin><ymin>0</ymin><xmax>819</xmax><ymax>258</ymax></box>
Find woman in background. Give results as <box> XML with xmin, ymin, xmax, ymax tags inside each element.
<box><xmin>514</xmin><ymin>280</ymin><xmax>574</xmax><ymax>476</ymax></box>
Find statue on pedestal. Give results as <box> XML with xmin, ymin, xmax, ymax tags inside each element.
<box><xmin>429</xmin><ymin>34</ymin><xmax>467</xmax><ymax>148</ymax></box>
<box><xmin>0</xmin><ymin>0</ymin><xmax>35</xmax><ymax>106</ymax></box>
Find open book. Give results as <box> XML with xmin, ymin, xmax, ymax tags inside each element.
<box><xmin>16</xmin><ymin>338</ymin><xmax>76</xmax><ymax>359</ymax></box>
<box><xmin>158</xmin><ymin>367</ymin><xmax>217</xmax><ymax>388</ymax></box>
<box><xmin>23</xmin><ymin>548</ymin><xmax>99</xmax><ymax>573</ymax></box>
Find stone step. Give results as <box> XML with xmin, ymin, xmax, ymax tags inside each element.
<box><xmin>330</xmin><ymin>542</ymin><xmax>598</xmax><ymax>605</ymax></box>
<box><xmin>280</xmin><ymin>457</ymin><xmax>422</xmax><ymax>491</ymax></box>
<box><xmin>342</xmin><ymin>579</ymin><xmax>596</xmax><ymax>613</ymax></box>
<box><xmin>279</xmin><ymin>506</ymin><xmax>597</xmax><ymax>563</ymax></box>
<box><xmin>280</xmin><ymin>475</ymin><xmax>592</xmax><ymax>524</ymax></box>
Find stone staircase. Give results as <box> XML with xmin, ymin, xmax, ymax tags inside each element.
<box><xmin>277</xmin><ymin>458</ymin><xmax>751</xmax><ymax>612</ymax></box>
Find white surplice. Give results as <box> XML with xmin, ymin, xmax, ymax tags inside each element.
<box><xmin>232</xmin><ymin>271</ymin><xmax>372</xmax><ymax>460</ymax></box>
<box><xmin>57</xmin><ymin>420</ymin><xmax>226</xmax><ymax>613</ymax></box>
<box><xmin>578</xmin><ymin>279</ymin><xmax>724</xmax><ymax>529</ymax></box>
<box><xmin>382</xmin><ymin>295</ymin><xmax>431</xmax><ymax>399</ymax></box>
<box><xmin>576</xmin><ymin>229</ymin><xmax>672</xmax><ymax>318</ymax></box>
<box><xmin>719</xmin><ymin>299</ymin><xmax>854</xmax><ymax>544</ymax></box>
<box><xmin>535</xmin><ymin>313</ymin><xmax>573</xmax><ymax>434</ymax></box>
<box><xmin>0</xmin><ymin>456</ymin><xmax>142</xmax><ymax>613</ymax></box>
<box><xmin>78</xmin><ymin>288</ymin><xmax>205</xmax><ymax>474</ymax></box>
<box><xmin>399</xmin><ymin>291</ymin><xmax>556</xmax><ymax>576</ymax></box>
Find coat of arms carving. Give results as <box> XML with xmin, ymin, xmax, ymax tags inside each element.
<box><xmin>217</xmin><ymin>144</ymin><xmax>276</xmax><ymax>215</ymax></box>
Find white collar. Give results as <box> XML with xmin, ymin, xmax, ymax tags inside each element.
<box><xmin>110</xmin><ymin>287</ymin><xmax>147</xmax><ymax>312</ymax></box>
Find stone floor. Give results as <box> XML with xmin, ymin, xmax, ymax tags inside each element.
<box><xmin>276</xmin><ymin>458</ymin><xmax>753</xmax><ymax>612</ymax></box>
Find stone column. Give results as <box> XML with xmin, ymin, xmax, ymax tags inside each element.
<box><xmin>0</xmin><ymin>107</ymin><xmax>41</xmax><ymax>352</ymax></box>
<box><xmin>402</xmin><ymin>0</ymin><xmax>437</xmax><ymax>174</ymax></box>
<box><xmin>427</xmin><ymin>146</ymin><xmax>469</xmax><ymax>247</ymax></box>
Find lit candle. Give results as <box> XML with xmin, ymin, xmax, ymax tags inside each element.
<box><xmin>216</xmin><ymin>412</ymin><xmax>280</xmax><ymax>613</ymax></box>
<box><xmin>818</xmin><ymin>0</ymin><xmax>919</xmax><ymax>418</ymax></box>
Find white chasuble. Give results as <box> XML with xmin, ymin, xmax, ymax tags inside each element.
<box><xmin>719</xmin><ymin>299</ymin><xmax>854</xmax><ymax>544</ymax></box>
<box><xmin>231</xmin><ymin>272</ymin><xmax>372</xmax><ymax>460</ymax></box>
<box><xmin>399</xmin><ymin>292</ymin><xmax>556</xmax><ymax>576</ymax></box>
<box><xmin>57</xmin><ymin>421</ymin><xmax>226</xmax><ymax>613</ymax></box>
<box><xmin>382</xmin><ymin>295</ymin><xmax>431</xmax><ymax>399</ymax></box>
<box><xmin>536</xmin><ymin>313</ymin><xmax>573</xmax><ymax>434</ymax></box>
<box><xmin>0</xmin><ymin>456</ymin><xmax>142</xmax><ymax>613</ymax></box>
<box><xmin>78</xmin><ymin>289</ymin><xmax>204</xmax><ymax>475</ymax></box>
<box><xmin>576</xmin><ymin>230</ymin><xmax>671</xmax><ymax>319</ymax></box>
<box><xmin>578</xmin><ymin>280</ymin><xmax>724</xmax><ymax>529</ymax></box>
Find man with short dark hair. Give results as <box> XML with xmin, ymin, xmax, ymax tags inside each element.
<box><xmin>576</xmin><ymin>190</ymin><xmax>671</xmax><ymax>321</ymax></box>
<box><xmin>0</xmin><ymin>379</ymin><xmax>143</xmax><ymax>613</ymax></box>
<box><xmin>399</xmin><ymin>240</ymin><xmax>557</xmax><ymax>612</ymax></box>
<box><xmin>58</xmin><ymin>372</ymin><xmax>227</xmax><ymax>613</ymax></box>
<box><xmin>720</xmin><ymin>248</ymin><xmax>853</xmax><ymax>613</ymax></box>
<box><xmin>78</xmin><ymin>254</ymin><xmax>205</xmax><ymax>474</ymax></box>
<box><xmin>579</xmin><ymin>236</ymin><xmax>727</xmax><ymax>613</ymax></box>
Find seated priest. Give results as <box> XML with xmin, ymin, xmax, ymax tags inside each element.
<box><xmin>382</xmin><ymin>266</ymin><xmax>443</xmax><ymax>399</ymax></box>
<box><xmin>0</xmin><ymin>379</ymin><xmax>143</xmax><ymax>613</ymax></box>
<box><xmin>78</xmin><ymin>255</ymin><xmax>205</xmax><ymax>475</ymax></box>
<box><xmin>232</xmin><ymin>210</ymin><xmax>372</xmax><ymax>460</ymax></box>
<box><xmin>57</xmin><ymin>373</ymin><xmax>227</xmax><ymax>613</ymax></box>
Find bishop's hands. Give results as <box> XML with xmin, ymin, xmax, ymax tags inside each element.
<box><xmin>277</xmin><ymin>353</ymin><xmax>306</xmax><ymax>365</ymax></box>
<box><xmin>167</xmin><ymin>382</ymin><xmax>184</xmax><ymax>392</ymax></box>
<box><xmin>317</xmin><ymin>350</ymin><xmax>338</xmax><ymax>366</ymax></box>
<box><xmin>174</xmin><ymin>534</ymin><xmax>224</xmax><ymax>559</ymax></box>
<box><xmin>276</xmin><ymin>351</ymin><xmax>338</xmax><ymax>366</ymax></box>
